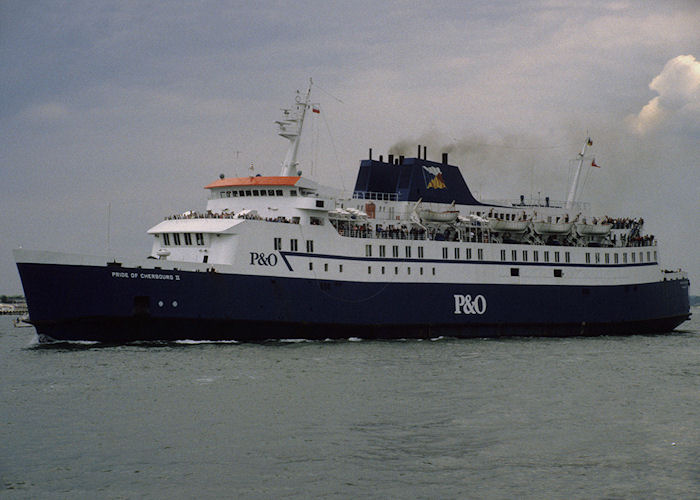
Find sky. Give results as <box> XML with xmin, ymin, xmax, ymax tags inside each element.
<box><xmin>1</xmin><ymin>0</ymin><xmax>699</xmax><ymax>294</ymax></box>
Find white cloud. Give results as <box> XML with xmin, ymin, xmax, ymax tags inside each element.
<box><xmin>628</xmin><ymin>54</ymin><xmax>700</xmax><ymax>134</ymax></box>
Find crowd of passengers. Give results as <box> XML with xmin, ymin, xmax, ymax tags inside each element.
<box><xmin>619</xmin><ymin>233</ymin><xmax>655</xmax><ymax>247</ymax></box>
<box><xmin>489</xmin><ymin>209</ymin><xmax>645</xmax><ymax>229</ymax></box>
<box><xmin>333</xmin><ymin>222</ymin><xmax>427</xmax><ymax>240</ymax></box>
<box><xmin>164</xmin><ymin>210</ymin><xmax>295</xmax><ymax>223</ymax></box>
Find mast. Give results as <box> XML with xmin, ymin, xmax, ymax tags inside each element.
<box><xmin>277</xmin><ymin>79</ymin><xmax>313</xmax><ymax>177</ymax></box>
<box><xmin>565</xmin><ymin>137</ymin><xmax>592</xmax><ymax>209</ymax></box>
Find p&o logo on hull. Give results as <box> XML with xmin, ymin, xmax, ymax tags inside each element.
<box><xmin>453</xmin><ymin>294</ymin><xmax>487</xmax><ymax>315</ymax></box>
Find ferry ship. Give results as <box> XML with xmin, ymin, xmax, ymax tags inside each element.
<box><xmin>14</xmin><ymin>83</ymin><xmax>691</xmax><ymax>342</ymax></box>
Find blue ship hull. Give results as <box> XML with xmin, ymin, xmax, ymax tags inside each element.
<box><xmin>16</xmin><ymin>261</ymin><xmax>691</xmax><ymax>342</ymax></box>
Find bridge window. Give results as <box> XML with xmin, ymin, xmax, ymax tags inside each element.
<box><xmin>252</xmin><ymin>190</ymin><xmax>259</xmax><ymax>196</ymax></box>
<box><xmin>379</xmin><ymin>245</ymin><xmax>386</xmax><ymax>257</ymax></box>
<box><xmin>511</xmin><ymin>250</ymin><xmax>517</xmax><ymax>261</ymax></box>
<box><xmin>276</xmin><ymin>190</ymin><xmax>283</xmax><ymax>196</ymax></box>
<box><xmin>477</xmin><ymin>248</ymin><xmax>483</xmax><ymax>260</ymax></box>
<box><xmin>406</xmin><ymin>246</ymin><xmax>412</xmax><ymax>258</ymax></box>
<box><xmin>614</xmin><ymin>253</ymin><xmax>619</xmax><ymax>264</ymax></box>
<box><xmin>605</xmin><ymin>253</ymin><xmax>610</xmax><ymax>264</ymax></box>
<box><xmin>162</xmin><ymin>233</ymin><xmax>170</xmax><ymax>246</ymax></box>
<box><xmin>418</xmin><ymin>246</ymin><xmax>424</xmax><ymax>258</ymax></box>
<box><xmin>231</xmin><ymin>191</ymin><xmax>238</xmax><ymax>197</ymax></box>
<box><xmin>639</xmin><ymin>251</ymin><xmax>643</xmax><ymax>262</ymax></box>
<box><xmin>273</xmin><ymin>237</ymin><xmax>282</xmax><ymax>250</ymax></box>
<box><xmin>595</xmin><ymin>252</ymin><xmax>600</xmax><ymax>263</ymax></box>
<box><xmin>239</xmin><ymin>190</ymin><xmax>246</xmax><ymax>197</ymax></box>
<box><xmin>533</xmin><ymin>250</ymin><xmax>538</xmax><ymax>262</ymax></box>
<box><xmin>290</xmin><ymin>190</ymin><xmax>297</xmax><ymax>197</ymax></box>
<box><xmin>290</xmin><ymin>239</ymin><xmax>298</xmax><ymax>251</ymax></box>
<box><xmin>245</xmin><ymin>190</ymin><xmax>252</xmax><ymax>196</ymax></box>
<box><xmin>173</xmin><ymin>233</ymin><xmax>181</xmax><ymax>246</ymax></box>
<box><xmin>184</xmin><ymin>233</ymin><xmax>192</xmax><ymax>245</ymax></box>
<box><xmin>365</xmin><ymin>244</ymin><xmax>372</xmax><ymax>257</ymax></box>
<box><xmin>522</xmin><ymin>250</ymin><xmax>528</xmax><ymax>261</ymax></box>
<box><xmin>443</xmin><ymin>247</ymin><xmax>449</xmax><ymax>259</ymax></box>
<box><xmin>393</xmin><ymin>246</ymin><xmax>399</xmax><ymax>258</ymax></box>
<box><xmin>466</xmin><ymin>248</ymin><xmax>472</xmax><ymax>260</ymax></box>
<box><xmin>555</xmin><ymin>251</ymin><xmax>560</xmax><ymax>263</ymax></box>
<box><xmin>306</xmin><ymin>240</ymin><xmax>314</xmax><ymax>253</ymax></box>
<box><xmin>500</xmin><ymin>249</ymin><xmax>506</xmax><ymax>261</ymax></box>
<box><xmin>565</xmin><ymin>251</ymin><xmax>570</xmax><ymax>263</ymax></box>
<box><xmin>631</xmin><ymin>252</ymin><xmax>636</xmax><ymax>263</ymax></box>
<box><xmin>623</xmin><ymin>253</ymin><xmax>628</xmax><ymax>263</ymax></box>
<box><xmin>268</xmin><ymin>190</ymin><xmax>275</xmax><ymax>196</ymax></box>
<box><xmin>544</xmin><ymin>251</ymin><xmax>549</xmax><ymax>262</ymax></box>
<box><xmin>196</xmin><ymin>233</ymin><xmax>204</xmax><ymax>245</ymax></box>
<box><xmin>653</xmin><ymin>251</ymin><xmax>657</xmax><ymax>261</ymax></box>
<box><xmin>454</xmin><ymin>248</ymin><xmax>460</xmax><ymax>259</ymax></box>
<box><xmin>585</xmin><ymin>252</ymin><xmax>591</xmax><ymax>264</ymax></box>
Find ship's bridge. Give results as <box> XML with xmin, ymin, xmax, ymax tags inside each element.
<box><xmin>203</xmin><ymin>174</ymin><xmax>331</xmax><ymax>223</ymax></box>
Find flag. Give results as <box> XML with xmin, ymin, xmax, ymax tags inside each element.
<box><xmin>587</xmin><ymin>138</ymin><xmax>593</xmax><ymax>146</ymax></box>
<box><xmin>591</xmin><ymin>159</ymin><xmax>600</xmax><ymax>168</ymax></box>
<box><xmin>312</xmin><ymin>105</ymin><xmax>320</xmax><ymax>114</ymax></box>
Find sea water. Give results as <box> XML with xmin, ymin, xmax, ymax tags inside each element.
<box><xmin>1</xmin><ymin>312</ymin><xmax>699</xmax><ymax>499</ymax></box>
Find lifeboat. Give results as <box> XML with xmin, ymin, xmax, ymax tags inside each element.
<box><xmin>418</xmin><ymin>209</ymin><xmax>459</xmax><ymax>223</ymax></box>
<box><xmin>488</xmin><ymin>218</ymin><xmax>529</xmax><ymax>233</ymax></box>
<box><xmin>533</xmin><ymin>221</ymin><xmax>572</xmax><ymax>235</ymax></box>
<box><xmin>575</xmin><ymin>223</ymin><xmax>611</xmax><ymax>236</ymax></box>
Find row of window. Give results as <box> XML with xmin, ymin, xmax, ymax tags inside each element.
<box><xmin>307</xmin><ymin>261</ymin><xmax>437</xmax><ymax>276</ymax></box>
<box><xmin>500</xmin><ymin>249</ymin><xmax>570</xmax><ymax>263</ymax></box>
<box><xmin>276</xmin><ymin>238</ymin><xmax>657</xmax><ymax>265</ymax></box>
<box><xmin>219</xmin><ymin>189</ymin><xmax>296</xmax><ymax>198</ymax></box>
<box><xmin>498</xmin><ymin>248</ymin><xmax>657</xmax><ymax>264</ymax></box>
<box><xmin>584</xmin><ymin>250</ymin><xmax>656</xmax><ymax>264</ymax></box>
<box><xmin>366</xmin><ymin>244</ymin><xmax>486</xmax><ymax>260</ymax></box>
<box><xmin>274</xmin><ymin>238</ymin><xmax>314</xmax><ymax>253</ymax></box>
<box><xmin>161</xmin><ymin>233</ymin><xmax>205</xmax><ymax>246</ymax></box>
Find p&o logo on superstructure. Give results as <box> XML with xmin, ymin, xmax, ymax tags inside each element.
<box><xmin>250</xmin><ymin>252</ymin><xmax>278</xmax><ymax>266</ymax></box>
<box><xmin>453</xmin><ymin>294</ymin><xmax>487</xmax><ymax>315</ymax></box>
